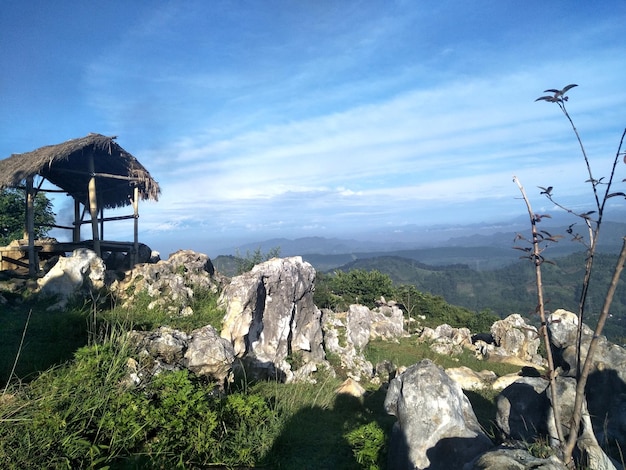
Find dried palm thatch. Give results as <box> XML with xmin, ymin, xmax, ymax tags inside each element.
<box><xmin>0</xmin><ymin>133</ymin><xmax>160</xmax><ymax>209</ymax></box>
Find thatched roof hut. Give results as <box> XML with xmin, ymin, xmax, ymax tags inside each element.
<box><xmin>0</xmin><ymin>133</ymin><xmax>160</xmax><ymax>208</ymax></box>
<box><xmin>0</xmin><ymin>133</ymin><xmax>161</xmax><ymax>275</ymax></box>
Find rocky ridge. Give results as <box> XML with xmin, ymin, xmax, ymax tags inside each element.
<box><xmin>27</xmin><ymin>249</ymin><xmax>626</xmax><ymax>469</ymax></box>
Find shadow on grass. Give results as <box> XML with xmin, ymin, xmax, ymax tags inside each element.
<box><xmin>263</xmin><ymin>387</ymin><xmax>395</xmax><ymax>470</ymax></box>
<box><xmin>0</xmin><ymin>300</ymin><xmax>91</xmax><ymax>387</ymax></box>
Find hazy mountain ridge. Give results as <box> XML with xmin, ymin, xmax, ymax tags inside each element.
<box><xmin>219</xmin><ymin>219</ymin><xmax>626</xmax><ymax>272</ymax></box>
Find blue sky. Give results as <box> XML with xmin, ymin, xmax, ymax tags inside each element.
<box><xmin>2</xmin><ymin>1</ymin><xmax>626</xmax><ymax>256</ymax></box>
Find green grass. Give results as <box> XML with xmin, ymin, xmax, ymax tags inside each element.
<box><xmin>365</xmin><ymin>337</ymin><xmax>522</xmax><ymax>376</ymax></box>
<box><xmin>250</xmin><ymin>374</ymin><xmax>393</xmax><ymax>470</ymax></box>
<box><xmin>0</xmin><ymin>299</ymin><xmax>92</xmax><ymax>385</ymax></box>
<box><xmin>0</xmin><ymin>282</ymin><xmax>562</xmax><ymax>469</ymax></box>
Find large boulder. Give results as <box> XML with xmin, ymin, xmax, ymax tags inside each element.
<box><xmin>496</xmin><ymin>376</ymin><xmax>551</xmax><ymax>441</ymax></box>
<box><xmin>37</xmin><ymin>248</ymin><xmax>106</xmax><ymax>309</ymax></box>
<box><xmin>495</xmin><ymin>375</ymin><xmax>620</xmax><ymax>470</ymax></box>
<box><xmin>184</xmin><ymin>325</ymin><xmax>236</xmax><ymax>385</ymax></box>
<box><xmin>322</xmin><ymin>301</ymin><xmax>404</xmax><ymax>381</ymax></box>
<box><xmin>489</xmin><ymin>314</ymin><xmax>543</xmax><ymax>365</ymax></box>
<box><xmin>370</xmin><ymin>298</ymin><xmax>405</xmax><ymax>340</ymax></box>
<box><xmin>219</xmin><ymin>257</ymin><xmax>324</xmax><ymax>382</ymax></box>
<box><xmin>548</xmin><ymin>308</ymin><xmax>626</xmax><ymax>447</ymax></box>
<box><xmin>346</xmin><ymin>304</ymin><xmax>371</xmax><ymax>351</ymax></box>
<box><xmin>384</xmin><ymin>359</ymin><xmax>493</xmax><ymax>469</ymax></box>
<box><xmin>322</xmin><ymin>308</ymin><xmax>374</xmax><ymax>381</ymax></box>
<box><xmin>548</xmin><ymin>309</ymin><xmax>626</xmax><ymax>380</ymax></box>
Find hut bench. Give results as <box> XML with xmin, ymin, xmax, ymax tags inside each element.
<box><xmin>0</xmin><ymin>240</ymin><xmax>139</xmax><ymax>272</ymax></box>
<box><xmin>0</xmin><ymin>244</ymin><xmax>43</xmax><ymax>271</ymax></box>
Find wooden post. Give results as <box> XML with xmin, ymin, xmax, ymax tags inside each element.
<box><xmin>87</xmin><ymin>153</ymin><xmax>101</xmax><ymax>257</ymax></box>
<box><xmin>25</xmin><ymin>176</ymin><xmax>37</xmax><ymax>276</ymax></box>
<box><xmin>73</xmin><ymin>199</ymin><xmax>81</xmax><ymax>242</ymax></box>
<box><xmin>100</xmin><ymin>207</ymin><xmax>104</xmax><ymax>240</ymax></box>
<box><xmin>132</xmin><ymin>185</ymin><xmax>139</xmax><ymax>266</ymax></box>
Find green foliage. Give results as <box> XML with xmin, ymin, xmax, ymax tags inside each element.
<box><xmin>315</xmin><ymin>269</ymin><xmax>395</xmax><ymax>310</ymax></box>
<box><xmin>235</xmin><ymin>246</ymin><xmax>281</xmax><ymax>274</ymax></box>
<box><xmin>0</xmin><ymin>188</ymin><xmax>55</xmax><ymax>245</ymax></box>
<box><xmin>0</xmin><ymin>333</ymin><xmax>280</xmax><ymax>469</ymax></box>
<box><xmin>345</xmin><ymin>421</ymin><xmax>387</xmax><ymax>470</ymax></box>
<box><xmin>326</xmin><ymin>253</ymin><xmax>626</xmax><ymax>342</ymax></box>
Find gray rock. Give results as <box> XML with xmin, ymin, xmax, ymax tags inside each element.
<box><xmin>37</xmin><ymin>248</ymin><xmax>106</xmax><ymax>309</ymax></box>
<box><xmin>496</xmin><ymin>376</ymin><xmax>550</xmax><ymax>441</ymax></box>
<box><xmin>420</xmin><ymin>323</ymin><xmax>472</xmax><ymax>357</ymax></box>
<box><xmin>370</xmin><ymin>300</ymin><xmax>405</xmax><ymax>340</ymax></box>
<box><xmin>346</xmin><ymin>304</ymin><xmax>371</xmax><ymax>351</ymax></box>
<box><xmin>490</xmin><ymin>314</ymin><xmax>542</xmax><ymax>365</ymax></box>
<box><xmin>113</xmin><ymin>250</ymin><xmax>225</xmax><ymax>316</ymax></box>
<box><xmin>468</xmin><ymin>447</ymin><xmax>567</xmax><ymax>470</ymax></box>
<box><xmin>495</xmin><ymin>375</ymin><xmax>620</xmax><ymax>470</ymax></box>
<box><xmin>548</xmin><ymin>309</ymin><xmax>626</xmax><ymax>448</ymax></box>
<box><xmin>130</xmin><ymin>326</ymin><xmax>188</xmax><ymax>365</ymax></box>
<box><xmin>184</xmin><ymin>325</ymin><xmax>235</xmax><ymax>386</ymax></box>
<box><xmin>219</xmin><ymin>257</ymin><xmax>324</xmax><ymax>382</ymax></box>
<box><xmin>384</xmin><ymin>359</ymin><xmax>494</xmax><ymax>469</ymax></box>
<box><xmin>322</xmin><ymin>309</ymin><xmax>374</xmax><ymax>381</ymax></box>
<box><xmin>128</xmin><ymin>325</ymin><xmax>235</xmax><ymax>387</ymax></box>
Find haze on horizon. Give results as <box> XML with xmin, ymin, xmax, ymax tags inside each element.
<box><xmin>2</xmin><ymin>1</ymin><xmax>626</xmax><ymax>257</ymax></box>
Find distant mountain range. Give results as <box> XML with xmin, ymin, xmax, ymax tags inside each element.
<box><xmin>216</xmin><ymin>215</ymin><xmax>626</xmax><ymax>272</ymax></box>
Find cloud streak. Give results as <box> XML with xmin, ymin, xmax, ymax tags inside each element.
<box><xmin>2</xmin><ymin>1</ymin><xmax>626</xmax><ymax>255</ymax></box>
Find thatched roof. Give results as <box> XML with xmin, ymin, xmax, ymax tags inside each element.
<box><xmin>0</xmin><ymin>133</ymin><xmax>160</xmax><ymax>209</ymax></box>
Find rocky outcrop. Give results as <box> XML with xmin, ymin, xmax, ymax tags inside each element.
<box><xmin>113</xmin><ymin>250</ymin><xmax>226</xmax><ymax>316</ymax></box>
<box><xmin>322</xmin><ymin>301</ymin><xmax>404</xmax><ymax>381</ymax></box>
<box><xmin>370</xmin><ymin>298</ymin><xmax>405</xmax><ymax>340</ymax></box>
<box><xmin>219</xmin><ymin>257</ymin><xmax>325</xmax><ymax>382</ymax></box>
<box><xmin>37</xmin><ymin>248</ymin><xmax>106</xmax><ymax>310</ymax></box>
<box><xmin>496</xmin><ymin>376</ymin><xmax>551</xmax><ymax>441</ymax></box>
<box><xmin>420</xmin><ymin>323</ymin><xmax>472</xmax><ymax>356</ymax></box>
<box><xmin>128</xmin><ymin>325</ymin><xmax>235</xmax><ymax>386</ymax></box>
<box><xmin>548</xmin><ymin>308</ymin><xmax>626</xmax><ymax>450</ymax></box>
<box><xmin>486</xmin><ymin>314</ymin><xmax>543</xmax><ymax>366</ymax></box>
<box><xmin>184</xmin><ymin>325</ymin><xmax>236</xmax><ymax>383</ymax></box>
<box><xmin>495</xmin><ymin>374</ymin><xmax>620</xmax><ymax>470</ymax></box>
<box><xmin>384</xmin><ymin>359</ymin><xmax>493</xmax><ymax>469</ymax></box>
<box><xmin>322</xmin><ymin>309</ymin><xmax>374</xmax><ymax>381</ymax></box>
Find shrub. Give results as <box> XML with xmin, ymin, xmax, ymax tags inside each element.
<box><xmin>345</xmin><ymin>421</ymin><xmax>387</xmax><ymax>470</ymax></box>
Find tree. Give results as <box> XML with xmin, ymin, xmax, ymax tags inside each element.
<box><xmin>0</xmin><ymin>188</ymin><xmax>55</xmax><ymax>245</ymax></box>
<box><xmin>234</xmin><ymin>246</ymin><xmax>281</xmax><ymax>274</ymax></box>
<box><xmin>323</xmin><ymin>269</ymin><xmax>395</xmax><ymax>310</ymax></box>
<box><xmin>516</xmin><ymin>84</ymin><xmax>626</xmax><ymax>467</ymax></box>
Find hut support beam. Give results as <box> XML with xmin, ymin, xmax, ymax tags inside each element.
<box><xmin>133</xmin><ymin>185</ymin><xmax>139</xmax><ymax>266</ymax></box>
<box><xmin>25</xmin><ymin>176</ymin><xmax>37</xmax><ymax>276</ymax></box>
<box><xmin>87</xmin><ymin>153</ymin><xmax>101</xmax><ymax>257</ymax></box>
<box><xmin>73</xmin><ymin>200</ymin><xmax>81</xmax><ymax>242</ymax></box>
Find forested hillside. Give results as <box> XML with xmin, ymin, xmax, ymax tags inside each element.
<box><xmin>333</xmin><ymin>251</ymin><xmax>626</xmax><ymax>343</ymax></box>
